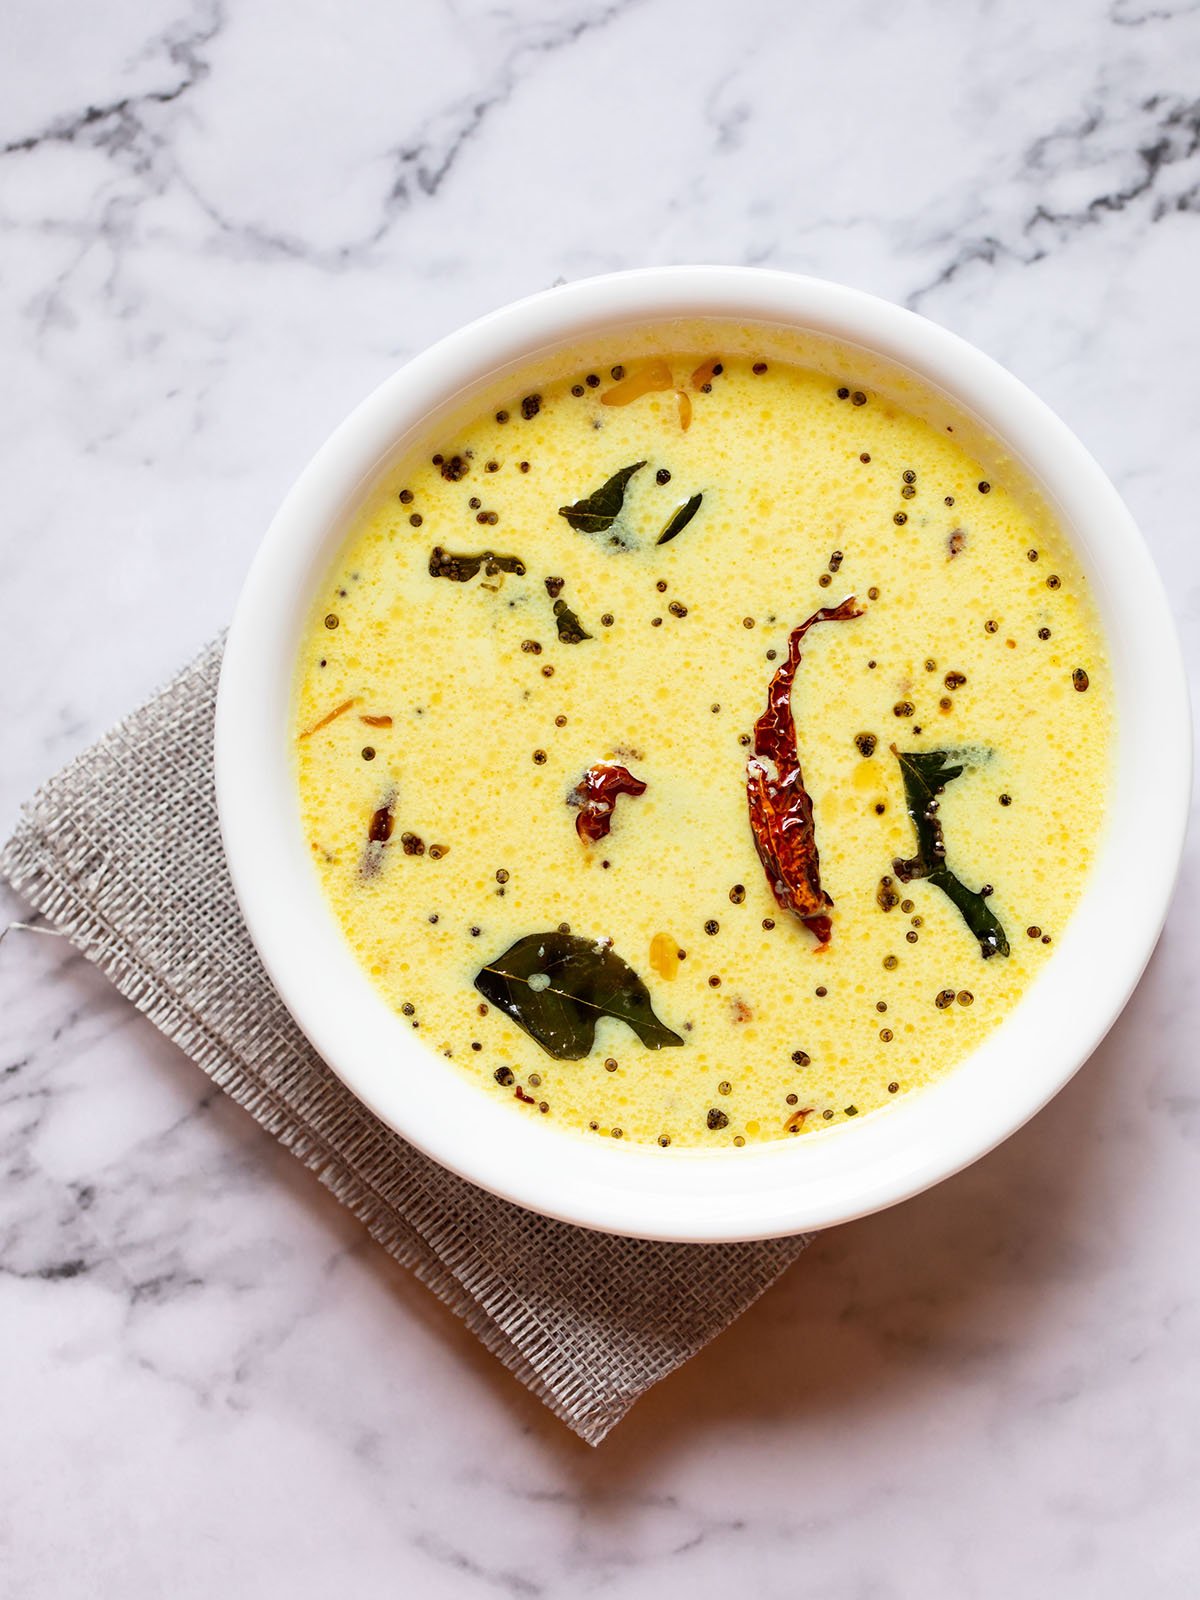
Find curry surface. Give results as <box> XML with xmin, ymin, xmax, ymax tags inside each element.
<box><xmin>295</xmin><ymin>347</ymin><xmax>1110</xmax><ymax>1148</ymax></box>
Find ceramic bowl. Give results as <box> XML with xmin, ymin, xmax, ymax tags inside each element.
<box><xmin>215</xmin><ymin>267</ymin><xmax>1190</xmax><ymax>1241</ymax></box>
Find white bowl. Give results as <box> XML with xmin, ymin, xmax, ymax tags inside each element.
<box><xmin>215</xmin><ymin>267</ymin><xmax>1190</xmax><ymax>1243</ymax></box>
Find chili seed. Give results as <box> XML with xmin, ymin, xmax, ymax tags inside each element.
<box><xmin>493</xmin><ymin>1067</ymin><xmax>514</xmax><ymax>1086</ymax></box>
<box><xmin>656</xmin><ymin>468</ymin><xmax>671</xmax><ymax>485</ymax></box>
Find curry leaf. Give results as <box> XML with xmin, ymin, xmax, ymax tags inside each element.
<box><xmin>892</xmin><ymin>748</ymin><xmax>1009</xmax><ymax>958</ymax></box>
<box><xmin>656</xmin><ymin>492</ymin><xmax>703</xmax><ymax>545</ymax></box>
<box><xmin>429</xmin><ymin>547</ymin><xmax>527</xmax><ymax>582</ymax></box>
<box><xmin>557</xmin><ymin>462</ymin><xmax>646</xmax><ymax>533</ymax></box>
<box><xmin>475</xmin><ymin>932</ymin><xmax>684</xmax><ymax>1060</ymax></box>
<box><xmin>553</xmin><ymin>597</ymin><xmax>593</xmax><ymax>643</ymax></box>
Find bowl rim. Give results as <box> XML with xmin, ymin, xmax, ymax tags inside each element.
<box><xmin>215</xmin><ymin>265</ymin><xmax>1191</xmax><ymax>1242</ymax></box>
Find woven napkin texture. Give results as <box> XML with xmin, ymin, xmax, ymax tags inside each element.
<box><xmin>1</xmin><ymin>640</ymin><xmax>806</xmax><ymax>1445</ymax></box>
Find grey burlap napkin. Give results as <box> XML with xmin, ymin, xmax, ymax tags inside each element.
<box><xmin>2</xmin><ymin>640</ymin><xmax>806</xmax><ymax>1444</ymax></box>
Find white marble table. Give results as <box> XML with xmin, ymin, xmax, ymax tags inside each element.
<box><xmin>3</xmin><ymin>1</ymin><xmax>1198</xmax><ymax>1593</ymax></box>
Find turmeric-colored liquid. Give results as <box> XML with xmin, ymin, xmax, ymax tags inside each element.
<box><xmin>295</xmin><ymin>339</ymin><xmax>1110</xmax><ymax>1148</ymax></box>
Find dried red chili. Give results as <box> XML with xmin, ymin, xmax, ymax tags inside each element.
<box><xmin>745</xmin><ymin>596</ymin><xmax>862</xmax><ymax>944</ymax></box>
<box><xmin>572</xmin><ymin>762</ymin><xmax>647</xmax><ymax>843</ymax></box>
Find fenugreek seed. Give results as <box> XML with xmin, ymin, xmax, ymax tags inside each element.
<box><xmin>876</xmin><ymin>1001</ymin><xmax>887</xmax><ymax>1013</ymax></box>
<box><xmin>819</xmin><ymin>573</ymin><xmax>832</xmax><ymax>587</ymax></box>
<box><xmin>867</xmin><ymin>587</ymin><xmax>880</xmax><ymax>600</ymax></box>
<box><xmin>1047</xmin><ymin>574</ymin><xmax>1061</xmax><ymax>589</ymax></box>
<box><xmin>1073</xmin><ymin>667</ymin><xmax>1090</xmax><ymax>692</ymax></box>
<box><xmin>999</xmin><ymin>793</ymin><xmax>1012</xmax><ymax>806</ymax></box>
<box><xmin>611</xmin><ymin>1127</ymin><xmax>623</xmax><ymax>1138</ymax></box>
<box><xmin>852</xmin><ymin>391</ymin><xmax>866</xmax><ymax>406</ymax></box>
<box><xmin>668</xmin><ymin>601</ymin><xmax>688</xmax><ymax>617</ymax></box>
<box><xmin>894</xmin><ymin>511</ymin><xmax>907</xmax><ymax>525</ymax></box>
<box><xmin>763</xmin><ymin>918</ymin><xmax>775</xmax><ymax>930</ymax></box>
<box><xmin>708</xmin><ymin>975</ymin><xmax>721</xmax><ymax>987</ymax></box>
<box><xmin>658</xmin><ymin>1134</ymin><xmax>671</xmax><ymax>1147</ymax></box>
<box><xmin>604</xmin><ymin>1057</ymin><xmax>618</xmax><ymax>1072</ymax></box>
<box><xmin>1027</xmin><ymin>549</ymin><xmax>1039</xmax><ymax>562</ymax></box>
<box><xmin>711</xmin><ymin>703</ymin><xmax>721</xmax><ymax>713</ymax></box>
<box><xmin>906</xmin><ymin>930</ymin><xmax>918</xmax><ymax>943</ymax></box>
<box><xmin>815</xmin><ymin>985</ymin><xmax>827</xmax><ymax>997</ymax></box>
<box><xmin>743</xmin><ymin>616</ymin><xmax>755</xmax><ymax>628</ymax></box>
<box><xmin>753</xmin><ymin>361</ymin><xmax>768</xmax><ymax>374</ymax></box>
<box><xmin>900</xmin><ymin>898</ymin><xmax>913</xmax><ymax>913</ymax></box>
<box><xmin>901</xmin><ymin>484</ymin><xmax>916</xmax><ymax>499</ymax></box>
<box><xmin>978</xmin><ymin>481</ymin><xmax>991</xmax><ymax>493</ymax></box>
<box><xmin>656</xmin><ymin>468</ymin><xmax>671</xmax><ymax>485</ymax></box>
<box><xmin>940</xmin><ymin>696</ymin><xmax>952</xmax><ymax>710</ymax></box>
<box><xmin>532</xmin><ymin>749</ymin><xmax>546</xmax><ymax>764</ymax></box>
<box><xmin>1038</xmin><ymin>627</ymin><xmax>1051</xmax><ymax>640</ymax></box>
<box><xmin>495</xmin><ymin>869</ymin><xmax>509</xmax><ymax>883</ymax></box>
<box><xmin>903</xmin><ymin>469</ymin><xmax>916</xmax><ymax>484</ymax></box>
<box><xmin>883</xmin><ymin>955</ymin><xmax>898</xmax><ymax>970</ymax></box>
<box><xmin>718</xmin><ymin>1080</ymin><xmax>732</xmax><ymax>1095</ymax></box>
<box><xmin>733</xmin><ymin>1135</ymin><xmax>746</xmax><ymax>1146</ymax></box>
<box><xmin>651</xmin><ymin>617</ymin><xmax>662</xmax><ymax>627</ymax></box>
<box><xmin>707</xmin><ymin>1107</ymin><xmax>729</xmax><ymax>1129</ymax></box>
<box><xmin>705</xmin><ymin>919</ymin><xmax>719</xmax><ymax>935</ymax></box>
<box><xmin>521</xmin><ymin>639</ymin><xmax>542</xmax><ymax>654</ymax></box>
<box><xmin>888</xmin><ymin>1081</ymin><xmax>899</xmax><ymax>1093</ymax></box>
<box><xmin>786</xmin><ymin>1093</ymin><xmax>798</xmax><ymax>1106</ymax></box>
<box><xmin>729</xmin><ymin>884</ymin><xmax>745</xmax><ymax>904</ymax></box>
<box><xmin>1027</xmin><ymin>925</ymin><xmax>1042</xmax><ymax>939</ymax></box>
<box><xmin>791</xmin><ymin>1049</ymin><xmax>810</xmax><ymax>1065</ymax></box>
<box><xmin>409</xmin><ymin>512</ymin><xmax>423</xmax><ymax>527</ymax></box>
<box><xmin>935</xmin><ymin>989</ymin><xmax>955</xmax><ymax>1008</ymax></box>
<box><xmin>542</xmin><ymin>664</ymin><xmax>554</xmax><ymax>677</ymax></box>
<box><xmin>401</xmin><ymin>1002</ymin><xmax>415</xmax><ymax>1016</ymax></box>
<box><xmin>822</xmin><ymin>1109</ymin><xmax>834</xmax><ymax>1120</ymax></box>
<box><xmin>494</xmin><ymin>1066</ymin><xmax>514</xmax><ymax>1086</ymax></box>
<box><xmin>469</xmin><ymin>496</ymin><xmax>481</xmax><ymax>509</ymax></box>
<box><xmin>985</xmin><ymin>619</ymin><xmax>998</xmax><ymax>634</ymax></box>
<box><xmin>957</xmin><ymin>990</ymin><xmax>974</xmax><ymax>1006</ymax></box>
<box><xmin>473</xmin><ymin>1042</ymin><xmax>485</xmax><ymax>1054</ymax></box>
<box><xmin>324</xmin><ymin>613</ymin><xmax>339</xmax><ymax>629</ymax></box>
<box><xmin>945</xmin><ymin>495</ymin><xmax>954</xmax><ymax>505</ymax></box>
<box><xmin>894</xmin><ymin>701</ymin><xmax>915</xmax><ymax>717</ymax></box>
<box><xmin>879</xmin><ymin>1029</ymin><xmax>893</xmax><ymax>1042</ymax></box>
<box><xmin>601</xmin><ymin>613</ymin><xmax>614</xmax><ymax>626</ymax></box>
